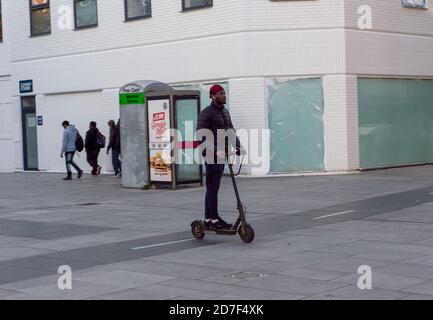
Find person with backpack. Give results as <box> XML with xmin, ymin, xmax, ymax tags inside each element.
<box><xmin>85</xmin><ymin>121</ymin><xmax>105</xmax><ymax>176</ymax></box>
<box><xmin>60</xmin><ymin>120</ymin><xmax>83</xmax><ymax>180</ymax></box>
<box><xmin>106</xmin><ymin>119</ymin><xmax>121</xmax><ymax>177</ymax></box>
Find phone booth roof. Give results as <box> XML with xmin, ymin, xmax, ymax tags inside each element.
<box><xmin>120</xmin><ymin>80</ymin><xmax>173</xmax><ymax>93</ymax></box>
<box><xmin>120</xmin><ymin>80</ymin><xmax>199</xmax><ymax>97</ymax></box>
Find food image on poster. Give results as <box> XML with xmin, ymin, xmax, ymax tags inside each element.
<box><xmin>148</xmin><ymin>99</ymin><xmax>173</xmax><ymax>183</ymax></box>
<box><xmin>149</xmin><ymin>145</ymin><xmax>172</xmax><ymax>182</ymax></box>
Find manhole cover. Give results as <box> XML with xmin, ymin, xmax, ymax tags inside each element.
<box><xmin>77</xmin><ymin>203</ymin><xmax>101</xmax><ymax>206</ymax></box>
<box><xmin>225</xmin><ymin>271</ymin><xmax>267</xmax><ymax>280</ymax></box>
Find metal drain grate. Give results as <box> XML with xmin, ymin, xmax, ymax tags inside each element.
<box><xmin>225</xmin><ymin>271</ymin><xmax>267</xmax><ymax>280</ymax></box>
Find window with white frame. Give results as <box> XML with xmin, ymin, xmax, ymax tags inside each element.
<box><xmin>182</xmin><ymin>0</ymin><xmax>213</xmax><ymax>11</ymax></box>
<box><xmin>402</xmin><ymin>0</ymin><xmax>428</xmax><ymax>9</ymax></box>
<box><xmin>30</xmin><ymin>0</ymin><xmax>51</xmax><ymax>36</ymax></box>
<box><xmin>125</xmin><ymin>0</ymin><xmax>151</xmax><ymax>20</ymax></box>
<box><xmin>74</xmin><ymin>0</ymin><xmax>98</xmax><ymax>29</ymax></box>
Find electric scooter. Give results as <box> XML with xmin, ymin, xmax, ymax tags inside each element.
<box><xmin>190</xmin><ymin>152</ymin><xmax>255</xmax><ymax>243</ymax></box>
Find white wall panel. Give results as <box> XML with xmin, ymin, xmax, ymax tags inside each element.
<box><xmin>346</xmin><ymin>30</ymin><xmax>433</xmax><ymax>77</ymax></box>
<box><xmin>38</xmin><ymin>91</ymin><xmax>118</xmax><ymax>173</ymax></box>
<box><xmin>12</xmin><ymin>97</ymin><xmax>23</xmax><ymax>170</ymax></box>
<box><xmin>0</xmin><ymin>98</ymin><xmax>14</xmax><ymax>172</ymax></box>
<box><xmin>11</xmin><ymin>29</ymin><xmax>346</xmax><ymax>96</ymax></box>
<box><xmin>0</xmin><ymin>0</ymin><xmax>11</xmax><ymax>76</ymax></box>
<box><xmin>229</xmin><ymin>78</ymin><xmax>269</xmax><ymax>175</ymax></box>
<box><xmin>323</xmin><ymin>74</ymin><xmax>359</xmax><ymax>171</ymax></box>
<box><xmin>345</xmin><ymin>0</ymin><xmax>433</xmax><ymax>36</ymax></box>
<box><xmin>8</xmin><ymin>0</ymin><xmax>344</xmax><ymax>62</ymax></box>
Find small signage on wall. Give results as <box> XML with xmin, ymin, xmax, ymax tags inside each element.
<box><xmin>37</xmin><ymin>116</ymin><xmax>43</xmax><ymax>126</ymax></box>
<box><xmin>19</xmin><ymin>80</ymin><xmax>33</xmax><ymax>94</ymax></box>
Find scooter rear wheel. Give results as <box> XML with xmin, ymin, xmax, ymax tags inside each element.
<box><xmin>239</xmin><ymin>224</ymin><xmax>254</xmax><ymax>243</ymax></box>
<box><xmin>191</xmin><ymin>220</ymin><xmax>205</xmax><ymax>240</ymax></box>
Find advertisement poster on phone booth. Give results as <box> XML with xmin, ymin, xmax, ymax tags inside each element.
<box><xmin>149</xmin><ymin>144</ymin><xmax>172</xmax><ymax>182</ymax></box>
<box><xmin>148</xmin><ymin>99</ymin><xmax>171</xmax><ymax>143</ymax></box>
<box><xmin>148</xmin><ymin>99</ymin><xmax>172</xmax><ymax>182</ymax></box>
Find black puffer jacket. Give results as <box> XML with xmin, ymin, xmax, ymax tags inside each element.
<box><xmin>196</xmin><ymin>101</ymin><xmax>241</xmax><ymax>158</ymax></box>
<box><xmin>108</xmin><ymin>126</ymin><xmax>120</xmax><ymax>151</ymax></box>
<box><xmin>85</xmin><ymin>127</ymin><xmax>100</xmax><ymax>152</ymax></box>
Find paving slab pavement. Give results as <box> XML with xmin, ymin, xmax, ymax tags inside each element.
<box><xmin>1</xmin><ymin>165</ymin><xmax>433</xmax><ymax>299</ymax></box>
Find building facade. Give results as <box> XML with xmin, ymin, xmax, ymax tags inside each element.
<box><xmin>0</xmin><ymin>0</ymin><xmax>432</xmax><ymax>175</ymax></box>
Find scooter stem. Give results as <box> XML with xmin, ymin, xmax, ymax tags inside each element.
<box><xmin>227</xmin><ymin>162</ymin><xmax>246</xmax><ymax>224</ymax></box>
<box><xmin>228</xmin><ymin>163</ymin><xmax>242</xmax><ymax>204</ymax></box>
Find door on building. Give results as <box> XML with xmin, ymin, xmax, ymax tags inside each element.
<box><xmin>21</xmin><ymin>96</ymin><xmax>39</xmax><ymax>170</ymax></box>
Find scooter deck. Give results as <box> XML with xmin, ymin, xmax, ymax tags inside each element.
<box><xmin>205</xmin><ymin>229</ymin><xmax>237</xmax><ymax>235</ymax></box>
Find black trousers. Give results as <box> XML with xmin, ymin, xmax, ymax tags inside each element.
<box><xmin>111</xmin><ymin>148</ymin><xmax>121</xmax><ymax>173</ymax></box>
<box><xmin>204</xmin><ymin>163</ymin><xmax>225</xmax><ymax>220</ymax></box>
<box><xmin>86</xmin><ymin>150</ymin><xmax>100</xmax><ymax>175</ymax></box>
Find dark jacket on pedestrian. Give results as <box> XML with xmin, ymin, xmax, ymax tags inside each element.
<box><xmin>107</xmin><ymin>126</ymin><xmax>120</xmax><ymax>152</ymax></box>
<box><xmin>85</xmin><ymin>127</ymin><xmax>100</xmax><ymax>152</ymax></box>
<box><xmin>196</xmin><ymin>101</ymin><xmax>241</xmax><ymax>158</ymax></box>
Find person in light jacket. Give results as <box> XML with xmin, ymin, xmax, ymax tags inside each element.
<box><xmin>60</xmin><ymin>120</ymin><xmax>83</xmax><ymax>180</ymax></box>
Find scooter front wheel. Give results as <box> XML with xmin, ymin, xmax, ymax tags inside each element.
<box><xmin>239</xmin><ymin>224</ymin><xmax>255</xmax><ymax>243</ymax></box>
<box><xmin>191</xmin><ymin>220</ymin><xmax>205</xmax><ymax>240</ymax></box>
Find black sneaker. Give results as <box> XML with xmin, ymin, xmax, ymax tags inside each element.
<box><xmin>218</xmin><ymin>217</ymin><xmax>233</xmax><ymax>229</ymax></box>
<box><xmin>203</xmin><ymin>221</ymin><xmax>210</xmax><ymax>230</ymax></box>
<box><xmin>77</xmin><ymin>170</ymin><xmax>83</xmax><ymax>179</ymax></box>
<box><xmin>63</xmin><ymin>176</ymin><xmax>72</xmax><ymax>181</ymax></box>
<box><xmin>209</xmin><ymin>220</ymin><xmax>226</xmax><ymax>231</ymax></box>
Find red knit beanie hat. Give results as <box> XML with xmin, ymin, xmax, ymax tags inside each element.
<box><xmin>209</xmin><ymin>84</ymin><xmax>224</xmax><ymax>98</ymax></box>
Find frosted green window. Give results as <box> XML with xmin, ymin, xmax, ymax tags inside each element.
<box><xmin>268</xmin><ymin>78</ymin><xmax>324</xmax><ymax>173</ymax></box>
<box><xmin>358</xmin><ymin>78</ymin><xmax>433</xmax><ymax>169</ymax></box>
<box><xmin>175</xmin><ymin>98</ymin><xmax>201</xmax><ymax>182</ymax></box>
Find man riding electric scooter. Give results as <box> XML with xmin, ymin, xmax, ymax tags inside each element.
<box><xmin>196</xmin><ymin>84</ymin><xmax>245</xmax><ymax>231</ymax></box>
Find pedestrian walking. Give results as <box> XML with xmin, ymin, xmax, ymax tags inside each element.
<box><xmin>60</xmin><ymin>120</ymin><xmax>83</xmax><ymax>180</ymax></box>
<box><xmin>107</xmin><ymin>119</ymin><xmax>121</xmax><ymax>177</ymax></box>
<box><xmin>85</xmin><ymin>121</ymin><xmax>104</xmax><ymax>176</ymax></box>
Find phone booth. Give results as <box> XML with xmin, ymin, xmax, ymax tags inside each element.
<box><xmin>119</xmin><ymin>80</ymin><xmax>202</xmax><ymax>190</ymax></box>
